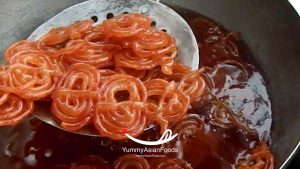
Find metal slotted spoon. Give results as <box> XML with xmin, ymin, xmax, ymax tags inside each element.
<box><xmin>30</xmin><ymin>0</ymin><xmax>199</xmax><ymax>136</ymax></box>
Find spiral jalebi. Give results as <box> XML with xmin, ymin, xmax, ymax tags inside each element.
<box><xmin>130</xmin><ymin>28</ymin><xmax>177</xmax><ymax>57</ymax></box>
<box><xmin>4</xmin><ymin>64</ymin><xmax>58</xmax><ymax>100</ymax></box>
<box><xmin>100</xmin><ymin>13</ymin><xmax>152</xmax><ymax>38</ymax></box>
<box><xmin>157</xmin><ymin>82</ymin><xmax>190</xmax><ymax>122</ymax></box>
<box><xmin>7</xmin><ymin>50</ymin><xmax>63</xmax><ymax>75</ymax></box>
<box><xmin>39</xmin><ymin>20</ymin><xmax>94</xmax><ymax>46</ymax></box>
<box><xmin>94</xmin><ymin>101</ymin><xmax>147</xmax><ymax>140</ymax></box>
<box><xmin>143</xmin><ymin>79</ymin><xmax>169</xmax><ymax>131</ymax></box>
<box><xmin>59</xmin><ymin>39</ymin><xmax>115</xmax><ymax>68</ymax></box>
<box><xmin>0</xmin><ymin>92</ymin><xmax>34</xmax><ymax>126</ymax></box>
<box><xmin>143</xmin><ymin>63</ymin><xmax>191</xmax><ymax>82</ymax></box>
<box><xmin>177</xmin><ymin>68</ymin><xmax>206</xmax><ymax>102</ymax></box>
<box><xmin>144</xmin><ymin>79</ymin><xmax>190</xmax><ymax>126</ymax></box>
<box><xmin>94</xmin><ymin>74</ymin><xmax>148</xmax><ymax>140</ymax></box>
<box><xmin>208</xmin><ymin>100</ymin><xmax>256</xmax><ymax>136</ymax></box>
<box><xmin>170</xmin><ymin>114</ymin><xmax>204</xmax><ymax>140</ymax></box>
<box><xmin>2</xmin><ymin>42</ymin><xmax>62</xmax><ymax>100</ymax></box>
<box><xmin>4</xmin><ymin>40</ymin><xmax>38</xmax><ymax>63</ymax></box>
<box><xmin>98</xmin><ymin>74</ymin><xmax>147</xmax><ymax>102</ymax></box>
<box><xmin>84</xmin><ymin>31</ymin><xmax>122</xmax><ymax>50</ymax></box>
<box><xmin>114</xmin><ymin>49</ymin><xmax>176</xmax><ymax>75</ymax></box>
<box><xmin>51</xmin><ymin>63</ymin><xmax>99</xmax><ymax>131</ymax></box>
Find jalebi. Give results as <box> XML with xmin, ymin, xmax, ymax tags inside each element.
<box><xmin>51</xmin><ymin>63</ymin><xmax>99</xmax><ymax>131</ymax></box>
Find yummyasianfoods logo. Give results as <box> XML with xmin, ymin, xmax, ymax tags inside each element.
<box><xmin>122</xmin><ymin>129</ymin><xmax>178</xmax><ymax>146</ymax></box>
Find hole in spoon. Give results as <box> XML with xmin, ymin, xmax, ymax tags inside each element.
<box><xmin>161</xmin><ymin>29</ymin><xmax>167</xmax><ymax>32</ymax></box>
<box><xmin>140</xmin><ymin>6</ymin><xmax>150</xmax><ymax>14</ymax></box>
<box><xmin>106</xmin><ymin>13</ymin><xmax>114</xmax><ymax>19</ymax></box>
<box><xmin>123</xmin><ymin>12</ymin><xmax>129</xmax><ymax>14</ymax></box>
<box><xmin>90</xmin><ymin>16</ymin><xmax>98</xmax><ymax>22</ymax></box>
<box><xmin>151</xmin><ymin>21</ymin><xmax>156</xmax><ymax>27</ymax></box>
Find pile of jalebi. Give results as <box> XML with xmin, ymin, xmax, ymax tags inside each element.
<box><xmin>0</xmin><ymin>13</ymin><xmax>206</xmax><ymax>140</ymax></box>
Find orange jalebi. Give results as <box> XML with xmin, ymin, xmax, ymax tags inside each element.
<box><xmin>114</xmin><ymin>49</ymin><xmax>176</xmax><ymax>75</ymax></box>
<box><xmin>7</xmin><ymin>49</ymin><xmax>63</xmax><ymax>75</ymax></box>
<box><xmin>68</xmin><ymin>20</ymin><xmax>94</xmax><ymax>39</ymax></box>
<box><xmin>144</xmin><ymin>79</ymin><xmax>190</xmax><ymax>125</ymax></box>
<box><xmin>94</xmin><ymin>101</ymin><xmax>147</xmax><ymax>140</ymax></box>
<box><xmin>98</xmin><ymin>74</ymin><xmax>147</xmax><ymax>103</ymax></box>
<box><xmin>94</xmin><ymin>74</ymin><xmax>148</xmax><ymax>140</ymax></box>
<box><xmin>177</xmin><ymin>68</ymin><xmax>206</xmax><ymax>102</ymax></box>
<box><xmin>51</xmin><ymin>63</ymin><xmax>99</xmax><ymax>131</ymax></box>
<box><xmin>40</xmin><ymin>27</ymin><xmax>70</xmax><ymax>48</ymax></box>
<box><xmin>5</xmin><ymin>38</ymin><xmax>65</xmax><ymax>71</ymax></box>
<box><xmin>3</xmin><ymin>63</ymin><xmax>58</xmax><ymax>100</ymax></box>
<box><xmin>113</xmin><ymin>154</ymin><xmax>150</xmax><ymax>169</ymax></box>
<box><xmin>39</xmin><ymin>20</ymin><xmax>94</xmax><ymax>46</ymax></box>
<box><xmin>143</xmin><ymin>63</ymin><xmax>192</xmax><ymax>82</ymax></box>
<box><xmin>0</xmin><ymin>92</ymin><xmax>34</xmax><ymax>126</ymax></box>
<box><xmin>84</xmin><ymin>31</ymin><xmax>122</xmax><ymax>54</ymax></box>
<box><xmin>59</xmin><ymin>39</ymin><xmax>115</xmax><ymax>68</ymax></box>
<box><xmin>157</xmin><ymin>82</ymin><xmax>190</xmax><ymax>122</ymax></box>
<box><xmin>208</xmin><ymin>100</ymin><xmax>256</xmax><ymax>136</ymax></box>
<box><xmin>100</xmin><ymin>13</ymin><xmax>152</xmax><ymax>38</ymax></box>
<box><xmin>143</xmin><ymin>79</ymin><xmax>169</xmax><ymax>131</ymax></box>
<box><xmin>130</xmin><ymin>28</ymin><xmax>177</xmax><ymax>57</ymax></box>
<box><xmin>170</xmin><ymin>114</ymin><xmax>205</xmax><ymax>140</ymax></box>
<box><xmin>4</xmin><ymin>40</ymin><xmax>38</xmax><ymax>63</ymax></box>
<box><xmin>2</xmin><ymin>42</ymin><xmax>61</xmax><ymax>99</ymax></box>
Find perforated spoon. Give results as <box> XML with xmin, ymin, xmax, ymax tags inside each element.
<box><xmin>29</xmin><ymin>0</ymin><xmax>199</xmax><ymax>136</ymax></box>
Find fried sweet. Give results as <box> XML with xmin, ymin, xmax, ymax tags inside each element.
<box><xmin>95</xmin><ymin>74</ymin><xmax>147</xmax><ymax>140</ymax></box>
<box><xmin>51</xmin><ymin>63</ymin><xmax>99</xmax><ymax>131</ymax></box>
<box><xmin>0</xmin><ymin>92</ymin><xmax>34</xmax><ymax>126</ymax></box>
